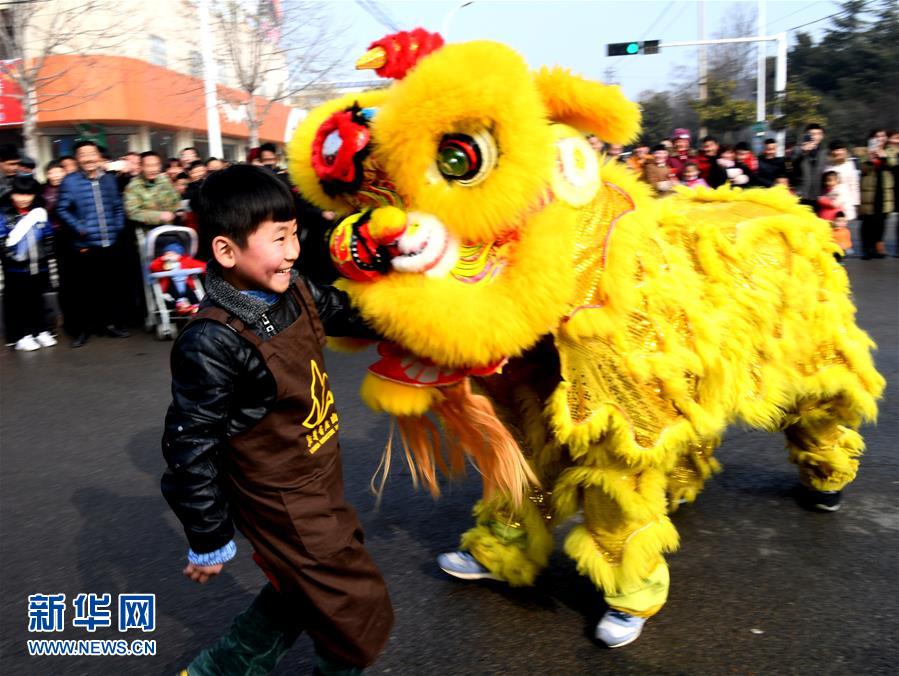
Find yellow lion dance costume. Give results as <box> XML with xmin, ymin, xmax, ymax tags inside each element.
<box><xmin>288</xmin><ymin>30</ymin><xmax>884</xmax><ymax>647</ymax></box>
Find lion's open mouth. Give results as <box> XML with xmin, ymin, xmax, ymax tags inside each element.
<box><xmin>391</xmin><ymin>212</ymin><xmax>459</xmax><ymax>277</ymax></box>
<box><xmin>389</xmin><ymin>189</ymin><xmax>554</xmax><ymax>281</ymax></box>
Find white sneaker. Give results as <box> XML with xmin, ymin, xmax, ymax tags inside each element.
<box><xmin>35</xmin><ymin>331</ymin><xmax>58</xmax><ymax>347</ymax></box>
<box><xmin>14</xmin><ymin>335</ymin><xmax>40</xmax><ymax>351</ymax></box>
<box><xmin>437</xmin><ymin>551</ymin><xmax>501</xmax><ymax>581</ymax></box>
<box><xmin>595</xmin><ymin>609</ymin><xmax>647</xmax><ymax>648</ymax></box>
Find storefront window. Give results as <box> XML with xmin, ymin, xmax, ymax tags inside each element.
<box><xmin>150</xmin><ymin>128</ymin><xmax>176</xmax><ymax>160</ymax></box>
<box><xmin>49</xmin><ymin>129</ymin><xmax>132</xmax><ymax>159</ymax></box>
<box><xmin>193</xmin><ymin>138</ymin><xmax>209</xmax><ymax>159</ymax></box>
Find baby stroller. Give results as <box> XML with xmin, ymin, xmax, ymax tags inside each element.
<box><xmin>137</xmin><ymin>226</ymin><xmax>206</xmax><ymax>340</ymax></box>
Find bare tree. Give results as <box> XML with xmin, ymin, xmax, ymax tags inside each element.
<box><xmin>0</xmin><ymin>0</ymin><xmax>123</xmax><ymax>161</ymax></box>
<box><xmin>213</xmin><ymin>0</ymin><xmax>346</xmax><ymax>147</ymax></box>
<box><xmin>707</xmin><ymin>4</ymin><xmax>757</xmax><ymax>100</ymax></box>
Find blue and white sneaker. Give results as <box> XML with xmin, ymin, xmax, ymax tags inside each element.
<box><xmin>437</xmin><ymin>551</ymin><xmax>500</xmax><ymax>581</ymax></box>
<box><xmin>595</xmin><ymin>609</ymin><xmax>647</xmax><ymax>648</ymax></box>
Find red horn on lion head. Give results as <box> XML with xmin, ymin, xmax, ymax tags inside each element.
<box><xmin>356</xmin><ymin>28</ymin><xmax>445</xmax><ymax>81</ymax></box>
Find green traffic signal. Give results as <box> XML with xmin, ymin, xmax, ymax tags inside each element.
<box><xmin>606</xmin><ymin>40</ymin><xmax>661</xmax><ymax>57</ymax></box>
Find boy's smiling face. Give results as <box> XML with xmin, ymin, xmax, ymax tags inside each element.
<box><xmin>215</xmin><ymin>219</ymin><xmax>300</xmax><ymax>294</ymax></box>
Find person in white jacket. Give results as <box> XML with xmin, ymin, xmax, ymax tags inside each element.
<box><xmin>825</xmin><ymin>140</ymin><xmax>860</xmax><ymax>221</ymax></box>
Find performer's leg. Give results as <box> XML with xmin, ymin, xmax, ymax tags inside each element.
<box><xmin>563</xmin><ymin>465</ymin><xmax>678</xmax><ymax>618</ymax></box>
<box><xmin>666</xmin><ymin>439</ymin><xmax>722</xmax><ymax>512</ymax></box>
<box><xmin>785</xmin><ymin>397</ymin><xmax>865</xmax><ymax>509</ymax></box>
<box><xmin>456</xmin><ymin>488</ymin><xmax>555</xmax><ymax>586</ymax></box>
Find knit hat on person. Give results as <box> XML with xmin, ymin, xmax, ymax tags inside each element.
<box><xmin>163</xmin><ymin>243</ymin><xmax>186</xmax><ymax>256</ymax></box>
<box><xmin>672</xmin><ymin>128</ymin><xmax>691</xmax><ymax>141</ymax></box>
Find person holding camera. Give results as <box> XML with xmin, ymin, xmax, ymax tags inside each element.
<box><xmin>792</xmin><ymin>123</ymin><xmax>828</xmax><ymax>207</ymax></box>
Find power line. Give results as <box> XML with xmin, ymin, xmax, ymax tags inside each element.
<box><xmin>785</xmin><ymin>0</ymin><xmax>869</xmax><ymax>33</ymax></box>
<box><xmin>353</xmin><ymin>0</ymin><xmax>401</xmax><ymax>33</ymax></box>
<box><xmin>767</xmin><ymin>1</ymin><xmax>820</xmax><ymax>29</ymax></box>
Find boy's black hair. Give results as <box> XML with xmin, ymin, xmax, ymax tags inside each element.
<box><xmin>828</xmin><ymin>139</ymin><xmax>847</xmax><ymax>151</ymax></box>
<box><xmin>700</xmin><ymin>135</ymin><xmax>718</xmax><ymax>144</ymax></box>
<box><xmin>764</xmin><ymin>138</ymin><xmax>776</xmax><ymax>145</ymax></box>
<box><xmin>189</xmin><ymin>160</ymin><xmax>206</xmax><ymax>171</ymax></box>
<box><xmin>822</xmin><ymin>170</ymin><xmax>839</xmax><ymax>188</ymax></box>
<box><xmin>140</xmin><ymin>150</ymin><xmax>161</xmax><ymax>161</ymax></box>
<box><xmin>258</xmin><ymin>142</ymin><xmax>277</xmax><ymax>155</ymax></box>
<box><xmin>10</xmin><ymin>174</ymin><xmax>42</xmax><ymax>196</ymax></box>
<box><xmin>805</xmin><ymin>123</ymin><xmax>824</xmax><ymax>132</ymax></box>
<box><xmin>166</xmin><ymin>157</ymin><xmax>181</xmax><ymax>167</ymax></box>
<box><xmin>197</xmin><ymin>164</ymin><xmax>296</xmax><ymax>248</ymax></box>
<box><xmin>650</xmin><ymin>143</ymin><xmax>667</xmax><ymax>153</ymax></box>
<box><xmin>205</xmin><ymin>156</ymin><xmax>220</xmax><ymax>164</ymax></box>
<box><xmin>58</xmin><ymin>154</ymin><xmax>76</xmax><ymax>163</ymax></box>
<box><xmin>181</xmin><ymin>146</ymin><xmax>198</xmax><ymax>154</ymax></box>
<box><xmin>734</xmin><ymin>141</ymin><xmax>750</xmax><ymax>152</ymax></box>
<box><xmin>175</xmin><ymin>172</ymin><xmax>190</xmax><ymax>181</ymax></box>
<box><xmin>45</xmin><ymin>160</ymin><xmax>63</xmax><ymax>173</ymax></box>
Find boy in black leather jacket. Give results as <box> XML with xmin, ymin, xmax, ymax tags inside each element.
<box><xmin>162</xmin><ymin>165</ymin><xmax>392</xmax><ymax>675</ymax></box>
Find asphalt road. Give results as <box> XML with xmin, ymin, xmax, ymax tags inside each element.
<box><xmin>1</xmin><ymin>258</ymin><xmax>897</xmax><ymax>676</ymax></box>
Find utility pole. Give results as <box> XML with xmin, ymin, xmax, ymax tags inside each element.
<box><xmin>646</xmin><ymin>35</ymin><xmax>788</xmax><ymax>154</ymax></box>
<box><xmin>774</xmin><ymin>32</ymin><xmax>787</xmax><ymax>155</ymax></box>
<box><xmin>698</xmin><ymin>0</ymin><xmax>707</xmax><ymax>138</ymax></box>
<box><xmin>755</xmin><ymin>0</ymin><xmax>767</xmax><ymax>154</ymax></box>
<box><xmin>199</xmin><ymin>0</ymin><xmax>223</xmax><ymax>158</ymax></box>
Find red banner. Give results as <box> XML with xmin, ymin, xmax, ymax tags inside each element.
<box><xmin>0</xmin><ymin>60</ymin><xmax>24</xmax><ymax>126</ymax></box>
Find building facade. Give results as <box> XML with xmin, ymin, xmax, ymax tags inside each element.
<box><xmin>1</xmin><ymin>0</ymin><xmax>293</xmax><ymax>167</ymax></box>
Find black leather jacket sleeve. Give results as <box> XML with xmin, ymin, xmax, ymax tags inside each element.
<box><xmin>161</xmin><ymin>320</ymin><xmax>245</xmax><ymax>554</ymax></box>
<box><xmin>306</xmin><ymin>277</ymin><xmax>380</xmax><ymax>340</ymax></box>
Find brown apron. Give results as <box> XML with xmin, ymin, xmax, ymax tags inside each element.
<box><xmin>193</xmin><ymin>279</ymin><xmax>393</xmax><ymax>668</ymax></box>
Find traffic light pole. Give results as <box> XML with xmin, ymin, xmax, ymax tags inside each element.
<box><xmin>658</xmin><ymin>33</ymin><xmax>788</xmax><ymax>153</ymax></box>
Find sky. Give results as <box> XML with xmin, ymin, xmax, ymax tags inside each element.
<box><xmin>328</xmin><ymin>0</ymin><xmax>841</xmax><ymax>99</ymax></box>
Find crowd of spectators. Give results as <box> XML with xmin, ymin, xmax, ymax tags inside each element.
<box><xmin>610</xmin><ymin>124</ymin><xmax>899</xmax><ymax>260</ymax></box>
<box><xmin>0</xmin><ymin>140</ymin><xmax>333</xmax><ymax>351</ymax></box>
<box><xmin>1</xmin><ymin>123</ymin><xmax>897</xmax><ymax>352</ymax></box>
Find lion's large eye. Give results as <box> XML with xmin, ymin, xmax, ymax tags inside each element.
<box><xmin>436</xmin><ymin>130</ymin><xmax>497</xmax><ymax>186</ymax></box>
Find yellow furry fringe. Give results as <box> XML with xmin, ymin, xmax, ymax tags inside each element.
<box><xmin>789</xmin><ymin>425</ymin><xmax>864</xmax><ymax>492</ymax></box>
<box><xmin>460</xmin><ymin>497</ymin><xmax>554</xmax><ymax>586</ymax></box>
<box><xmin>360</xmin><ymin>373</ymin><xmax>439</xmax><ymax>416</ymax></box>
<box><xmin>564</xmin><ymin>519</ymin><xmax>679</xmax><ymax>595</ymax></box>
<box><xmin>546</xmin><ymin>162</ymin><xmax>884</xmax><ymax>473</ymax></box>
<box><xmin>326</xmin><ymin>337</ymin><xmax>376</xmax><ymax>353</ymax></box>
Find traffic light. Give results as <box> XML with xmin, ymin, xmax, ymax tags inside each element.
<box><xmin>607</xmin><ymin>40</ymin><xmax>660</xmax><ymax>56</ymax></box>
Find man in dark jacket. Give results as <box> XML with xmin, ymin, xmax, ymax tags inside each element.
<box><xmin>56</xmin><ymin>140</ymin><xmax>129</xmax><ymax>347</ymax></box>
<box><xmin>791</xmin><ymin>123</ymin><xmax>828</xmax><ymax>206</ymax></box>
<box><xmin>756</xmin><ymin>139</ymin><xmax>786</xmax><ymax>188</ymax></box>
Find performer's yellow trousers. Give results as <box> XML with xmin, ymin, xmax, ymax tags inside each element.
<box><xmin>460</xmin><ymin>424</ymin><xmax>862</xmax><ymax>616</ymax></box>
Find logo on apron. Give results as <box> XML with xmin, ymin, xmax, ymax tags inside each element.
<box><xmin>302</xmin><ymin>360</ymin><xmax>338</xmax><ymax>454</ymax></box>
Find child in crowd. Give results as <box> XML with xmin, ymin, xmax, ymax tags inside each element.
<box><xmin>774</xmin><ymin>173</ymin><xmax>794</xmax><ymax>192</ymax></box>
<box><xmin>680</xmin><ymin>162</ymin><xmax>709</xmax><ymax>189</ymax></box>
<box><xmin>0</xmin><ymin>176</ymin><xmax>57</xmax><ymax>351</ymax></box>
<box><xmin>831</xmin><ymin>211</ymin><xmax>854</xmax><ymax>260</ymax></box>
<box><xmin>162</xmin><ymin>165</ymin><xmax>393</xmax><ymax>675</ymax></box>
<box><xmin>642</xmin><ymin>144</ymin><xmax>677</xmax><ymax>195</ymax></box>
<box><xmin>148</xmin><ymin>242</ymin><xmax>206</xmax><ymax>315</ymax></box>
<box><xmin>817</xmin><ymin>171</ymin><xmax>852</xmax><ymax>223</ymax></box>
<box><xmin>717</xmin><ymin>145</ymin><xmax>752</xmax><ymax>187</ymax></box>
